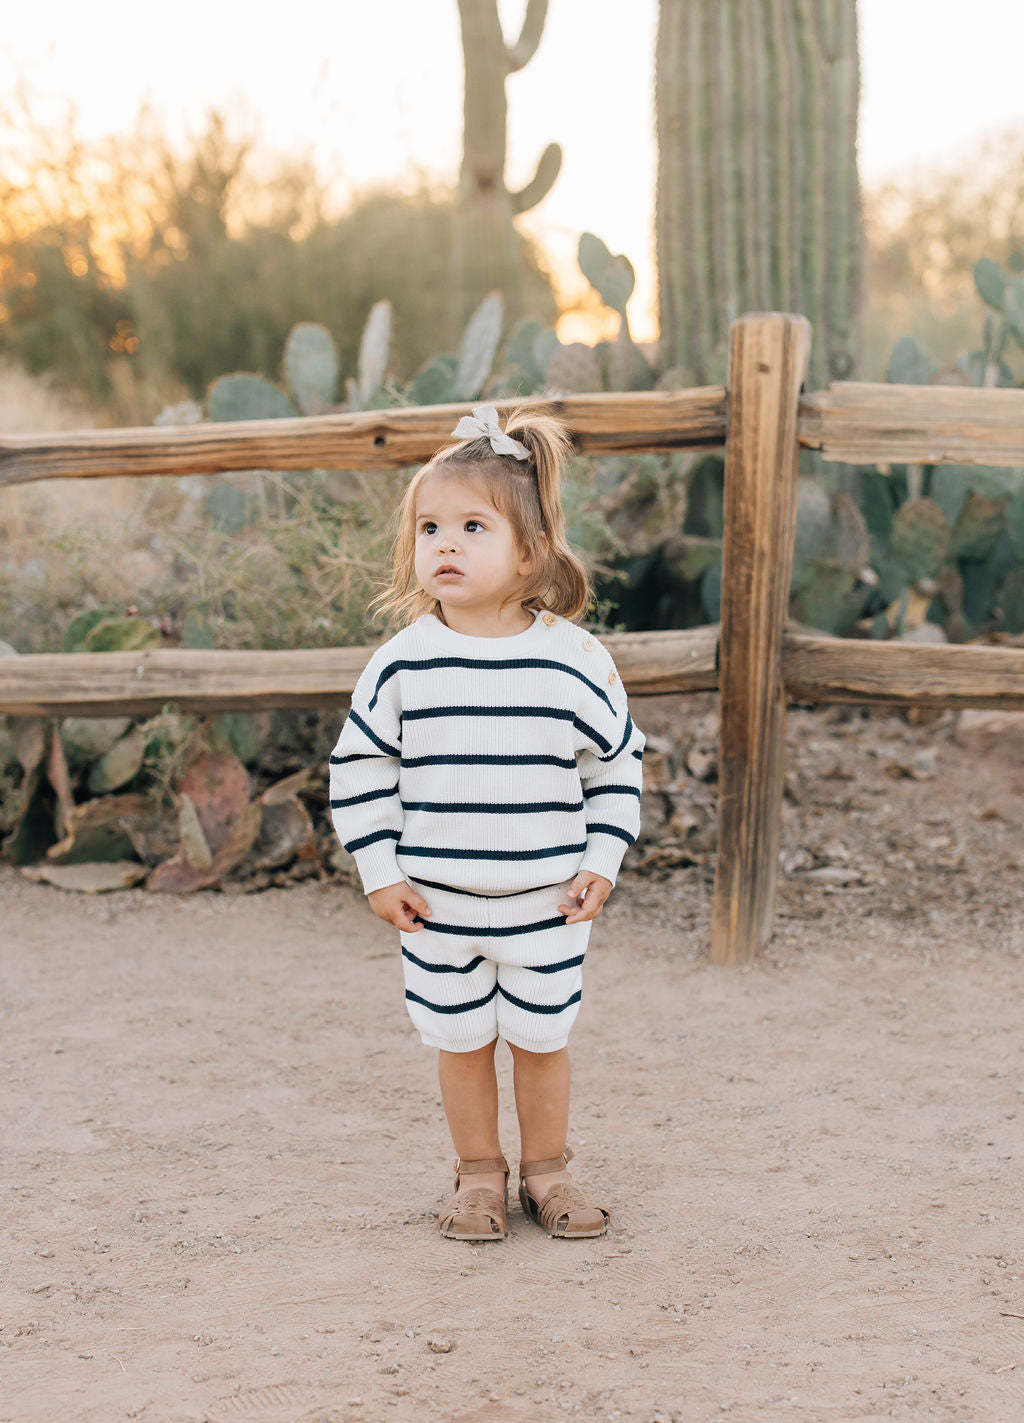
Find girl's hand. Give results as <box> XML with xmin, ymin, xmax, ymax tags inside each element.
<box><xmin>558</xmin><ymin>872</ymin><xmax>613</xmax><ymax>925</ymax></box>
<box><xmin>367</xmin><ymin>881</ymin><xmax>432</xmax><ymax>932</ymax></box>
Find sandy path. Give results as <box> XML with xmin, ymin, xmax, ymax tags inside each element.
<box><xmin>2</xmin><ymin>833</ymin><xmax>1023</xmax><ymax>1423</ymax></box>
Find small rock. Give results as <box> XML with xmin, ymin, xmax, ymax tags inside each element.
<box><xmin>427</xmin><ymin>1337</ymin><xmax>453</xmax><ymax>1354</ymax></box>
<box><xmin>800</xmin><ymin>866</ymin><xmax>864</xmax><ymax>886</ymax></box>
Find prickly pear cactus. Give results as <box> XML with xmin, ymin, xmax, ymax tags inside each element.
<box><xmin>1000</xmin><ymin>566</ymin><xmax>1024</xmax><ymax>633</ymax></box>
<box><xmin>209</xmin><ymin>374</ymin><xmax>296</xmax><ymax>422</ymax></box>
<box><xmin>502</xmin><ymin>320</ymin><xmax>548</xmax><ymax>392</ymax></box>
<box><xmin>578</xmin><ymin>233</ymin><xmax>635</xmax><ymax>319</ymax></box>
<box><xmin>409</xmin><ymin>356</ymin><xmax>458</xmax><ymax>407</ymax></box>
<box><xmin>355</xmin><ymin>300</ymin><xmax>392</xmax><ymax>410</ymax></box>
<box><xmin>890</xmin><ymin>498</ymin><xmax>951</xmax><ymax>585</ymax></box>
<box><xmin>545</xmin><ymin>342</ymin><xmax>603</xmax><ymax>394</ymax></box>
<box><xmin>951</xmin><ymin>493</ymin><xmax>1006</xmax><ymax>561</ymax></box>
<box><xmin>1006</xmin><ymin>486</ymin><xmax>1024</xmax><ymax>561</ymax></box>
<box><xmin>791</xmin><ymin>479</ymin><xmax>833</xmax><ymax>591</ymax></box>
<box><xmin>283</xmin><ymin>323</ymin><xmax>338</xmax><ymax>416</ymax></box>
<box><xmin>455</xmin><ymin>292</ymin><xmax>504</xmax><ymax>400</ymax></box>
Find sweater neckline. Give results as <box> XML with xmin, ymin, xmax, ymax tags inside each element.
<box><xmin>415</xmin><ymin>609</ymin><xmax>550</xmax><ymax>653</ymax></box>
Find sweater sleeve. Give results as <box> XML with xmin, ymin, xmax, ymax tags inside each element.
<box><xmin>329</xmin><ymin>641</ymin><xmax>405</xmax><ymax>895</ymax></box>
<box><xmin>572</xmin><ymin>639</ymin><xmax>645</xmax><ymax>885</ymax></box>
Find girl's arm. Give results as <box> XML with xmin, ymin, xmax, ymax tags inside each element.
<box><xmin>329</xmin><ymin>647</ymin><xmax>406</xmax><ymax>896</ymax></box>
<box><xmin>573</xmin><ymin>645</ymin><xmax>645</xmax><ymax>888</ymax></box>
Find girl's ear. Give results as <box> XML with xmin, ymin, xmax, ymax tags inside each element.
<box><xmin>518</xmin><ymin>531</ymin><xmax>545</xmax><ymax>576</ymax></box>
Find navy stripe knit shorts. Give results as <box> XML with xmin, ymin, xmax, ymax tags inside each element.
<box><xmin>400</xmin><ymin>878</ymin><xmax>591</xmax><ymax>1054</ymax></box>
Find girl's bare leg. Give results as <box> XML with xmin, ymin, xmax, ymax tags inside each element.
<box><xmin>437</xmin><ymin>1041</ymin><xmax>506</xmax><ymax>1196</ymax></box>
<box><xmin>509</xmin><ymin>1044</ymin><xmax>576</xmax><ymax>1198</ymax></box>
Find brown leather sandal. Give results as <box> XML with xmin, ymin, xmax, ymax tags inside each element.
<box><xmin>518</xmin><ymin>1147</ymin><xmax>610</xmax><ymax>1238</ymax></box>
<box><xmin>438</xmin><ymin>1155</ymin><xmax>509</xmax><ymax>1241</ymax></box>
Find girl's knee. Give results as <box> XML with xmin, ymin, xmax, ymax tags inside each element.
<box><xmin>439</xmin><ymin>1040</ymin><xmax>498</xmax><ymax>1067</ymax></box>
<box><xmin>508</xmin><ymin>1042</ymin><xmax>568</xmax><ymax>1063</ymax></box>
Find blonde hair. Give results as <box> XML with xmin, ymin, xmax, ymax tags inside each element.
<box><xmin>373</xmin><ymin>407</ymin><xmax>592</xmax><ymax>626</ymax></box>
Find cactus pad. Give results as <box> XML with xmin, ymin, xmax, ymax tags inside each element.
<box><xmin>951</xmin><ymin>493</ymin><xmax>1006</xmax><ymax>561</ymax></box>
<box><xmin>1000</xmin><ymin>567</ymin><xmax>1024</xmax><ymax>634</ymax></box>
<box><xmin>283</xmin><ymin>323</ymin><xmax>338</xmax><ymax>415</ymax></box>
<box><xmin>409</xmin><ymin>356</ymin><xmax>457</xmax><ymax>407</ymax></box>
<box><xmin>209</xmin><ymin>374</ymin><xmax>296</xmax><ymax>422</ymax></box>
<box><xmin>890</xmin><ymin>498</ymin><xmax>951</xmax><ymax>584</ymax></box>
<box><xmin>544</xmin><ymin>341</ymin><xmax>603</xmax><ymax>394</ymax></box>
<box><xmin>791</xmin><ymin>478</ymin><xmax>832</xmax><ymax>589</ymax></box>
<box><xmin>578</xmin><ymin>232</ymin><xmax>635</xmax><ymax>316</ymax></box>
<box><xmin>455</xmin><ymin>292</ymin><xmax>504</xmax><ymax>401</ymax></box>
<box><xmin>356</xmin><ymin>301</ymin><xmax>392</xmax><ymax>410</ymax></box>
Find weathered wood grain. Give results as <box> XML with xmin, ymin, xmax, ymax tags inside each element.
<box><xmin>783</xmin><ymin>633</ymin><xmax>1024</xmax><ymax>709</ymax></box>
<box><xmin>0</xmin><ymin>627</ymin><xmax>720</xmax><ymax>717</ymax></box>
<box><xmin>799</xmin><ymin>382</ymin><xmax>1024</xmax><ymax>467</ymax></box>
<box><xmin>712</xmin><ymin>313</ymin><xmax>812</xmax><ymax>966</ymax></box>
<box><xmin>0</xmin><ymin>390</ymin><xmax>727</xmax><ymax>487</ymax></box>
<box><xmin>4</xmin><ymin>626</ymin><xmax>1022</xmax><ymax>717</ymax></box>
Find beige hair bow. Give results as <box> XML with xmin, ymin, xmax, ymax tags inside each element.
<box><xmin>450</xmin><ymin>404</ymin><xmax>531</xmax><ymax>460</ymax></box>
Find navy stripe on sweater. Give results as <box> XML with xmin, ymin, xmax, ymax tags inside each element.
<box><xmin>367</xmin><ymin>656</ymin><xmax>614</xmax><ymax>714</ymax></box>
<box><xmin>402</xmin><ymin>705</ymin><xmax>574</xmax><ymax>725</ymax></box>
<box><xmin>401</xmin><ymin>753</ymin><xmax>578</xmax><ymax>770</ymax></box>
<box><xmin>347</xmin><ymin>709</ymin><xmax>400</xmax><ymax>757</ymax></box>
<box><xmin>401</xmin><ymin>798</ymin><xmax>584</xmax><ymax>815</ymax></box>
<box><xmin>582</xmin><ymin>784</ymin><xmax>642</xmax><ymax>800</ymax></box>
<box><xmin>399</xmin><ymin>842</ymin><xmax>587</xmax><ymax>862</ymax></box>
<box><xmin>331</xmin><ymin>785</ymin><xmax>398</xmax><ymax>808</ymax></box>
<box><xmin>599</xmin><ymin>711</ymin><xmax>635</xmax><ymax>763</ymax></box>
<box><xmin>344</xmin><ymin>828</ymin><xmax>401</xmax><ymax>854</ymax></box>
<box><xmin>585</xmin><ymin>823</ymin><xmax>636</xmax><ymax>846</ymax></box>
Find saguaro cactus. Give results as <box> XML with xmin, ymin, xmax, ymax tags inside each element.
<box><xmin>453</xmin><ymin>0</ymin><xmax>562</xmax><ymax>328</ymax></box>
<box><xmin>656</xmin><ymin>0</ymin><xmax>861</xmax><ymax>388</ymax></box>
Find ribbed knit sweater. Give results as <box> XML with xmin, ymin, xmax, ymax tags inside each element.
<box><xmin>329</xmin><ymin>610</ymin><xmax>645</xmax><ymax>897</ymax></box>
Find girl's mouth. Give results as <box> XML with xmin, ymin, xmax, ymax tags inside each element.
<box><xmin>436</xmin><ymin>566</ymin><xmax>463</xmax><ymax>579</ymax></box>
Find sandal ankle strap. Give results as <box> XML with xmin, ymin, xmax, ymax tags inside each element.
<box><xmin>454</xmin><ymin>1155</ymin><xmax>509</xmax><ymax>1176</ymax></box>
<box><xmin>519</xmin><ymin>1147</ymin><xmax>574</xmax><ymax>1176</ymax></box>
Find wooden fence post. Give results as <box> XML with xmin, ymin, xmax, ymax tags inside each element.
<box><xmin>711</xmin><ymin>313</ymin><xmax>811</xmax><ymax>964</ymax></box>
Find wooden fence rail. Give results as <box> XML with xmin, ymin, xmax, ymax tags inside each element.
<box><xmin>4</xmin><ymin>312</ymin><xmax>1024</xmax><ymax>963</ymax></box>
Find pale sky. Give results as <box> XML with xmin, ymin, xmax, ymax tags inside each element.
<box><xmin>6</xmin><ymin>1</ymin><xmax>1024</xmax><ymax>341</ymax></box>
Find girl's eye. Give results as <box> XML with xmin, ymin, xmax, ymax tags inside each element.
<box><xmin>465</xmin><ymin>520</ymin><xmax>484</xmax><ymax>532</ymax></box>
<box><xmin>420</xmin><ymin>521</ymin><xmax>437</xmax><ymax>535</ymax></box>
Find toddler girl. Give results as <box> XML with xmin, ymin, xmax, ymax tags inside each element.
<box><xmin>329</xmin><ymin>404</ymin><xmax>644</xmax><ymax>1240</ymax></box>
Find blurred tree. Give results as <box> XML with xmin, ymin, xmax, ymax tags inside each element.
<box><xmin>0</xmin><ymin>102</ymin><xmax>557</xmax><ymax>416</ymax></box>
<box><xmin>656</xmin><ymin>0</ymin><xmax>861</xmax><ymax>388</ymax></box>
<box><xmin>862</xmin><ymin>130</ymin><xmax>1024</xmax><ymax>377</ymax></box>
<box><xmin>453</xmin><ymin>0</ymin><xmax>561</xmax><ymax>332</ymax></box>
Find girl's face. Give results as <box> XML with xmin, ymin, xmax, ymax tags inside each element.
<box><xmin>413</xmin><ymin>472</ymin><xmax>534</xmax><ymax>631</ymax></box>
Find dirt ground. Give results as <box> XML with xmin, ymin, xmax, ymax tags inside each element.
<box><xmin>3</xmin><ymin>701</ymin><xmax>1024</xmax><ymax>1423</ymax></box>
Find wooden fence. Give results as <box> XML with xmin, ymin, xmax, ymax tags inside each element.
<box><xmin>3</xmin><ymin>313</ymin><xmax>1024</xmax><ymax>963</ymax></box>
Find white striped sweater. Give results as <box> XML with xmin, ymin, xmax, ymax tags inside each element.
<box><xmin>329</xmin><ymin>610</ymin><xmax>645</xmax><ymax>896</ymax></box>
